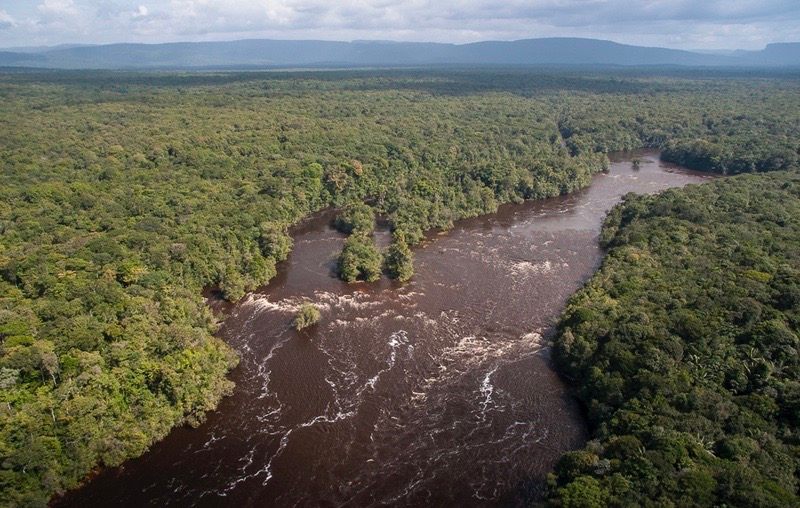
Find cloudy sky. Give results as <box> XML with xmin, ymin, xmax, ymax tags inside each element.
<box><xmin>1</xmin><ymin>0</ymin><xmax>799</xmax><ymax>50</ymax></box>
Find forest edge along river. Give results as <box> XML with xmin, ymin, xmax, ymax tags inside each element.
<box><xmin>55</xmin><ymin>151</ymin><xmax>714</xmax><ymax>507</ymax></box>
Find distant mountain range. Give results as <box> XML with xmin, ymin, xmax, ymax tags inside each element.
<box><xmin>0</xmin><ymin>38</ymin><xmax>798</xmax><ymax>69</ymax></box>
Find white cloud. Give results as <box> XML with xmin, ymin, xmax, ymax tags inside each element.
<box><xmin>37</xmin><ymin>0</ymin><xmax>79</xmax><ymax>17</ymax></box>
<box><xmin>0</xmin><ymin>10</ymin><xmax>16</xmax><ymax>30</ymax></box>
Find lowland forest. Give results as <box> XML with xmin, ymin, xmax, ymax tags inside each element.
<box><xmin>0</xmin><ymin>68</ymin><xmax>799</xmax><ymax>506</ymax></box>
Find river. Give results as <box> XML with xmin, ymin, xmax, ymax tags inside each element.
<box><xmin>56</xmin><ymin>151</ymin><xmax>713</xmax><ymax>507</ymax></box>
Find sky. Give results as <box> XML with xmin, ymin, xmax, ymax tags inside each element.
<box><xmin>0</xmin><ymin>0</ymin><xmax>799</xmax><ymax>50</ymax></box>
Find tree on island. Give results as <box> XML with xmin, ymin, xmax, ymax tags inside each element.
<box><xmin>337</xmin><ymin>235</ymin><xmax>383</xmax><ymax>282</ymax></box>
<box><xmin>384</xmin><ymin>231</ymin><xmax>414</xmax><ymax>282</ymax></box>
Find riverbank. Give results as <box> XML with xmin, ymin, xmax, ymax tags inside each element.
<box><xmin>550</xmin><ymin>169</ymin><xmax>800</xmax><ymax>506</ymax></box>
<box><xmin>56</xmin><ymin>152</ymin><xmax>713</xmax><ymax>507</ymax></box>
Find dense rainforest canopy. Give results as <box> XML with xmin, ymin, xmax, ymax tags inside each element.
<box><xmin>551</xmin><ymin>172</ymin><xmax>800</xmax><ymax>507</ymax></box>
<box><xmin>0</xmin><ymin>68</ymin><xmax>798</xmax><ymax>505</ymax></box>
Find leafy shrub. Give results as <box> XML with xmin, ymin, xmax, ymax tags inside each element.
<box><xmin>293</xmin><ymin>304</ymin><xmax>321</xmax><ymax>330</ymax></box>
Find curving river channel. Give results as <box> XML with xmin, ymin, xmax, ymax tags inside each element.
<box><xmin>57</xmin><ymin>152</ymin><xmax>714</xmax><ymax>507</ymax></box>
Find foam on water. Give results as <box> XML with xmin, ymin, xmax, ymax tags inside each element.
<box><xmin>509</xmin><ymin>259</ymin><xmax>554</xmax><ymax>277</ymax></box>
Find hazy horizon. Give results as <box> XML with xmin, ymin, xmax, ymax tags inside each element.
<box><xmin>1</xmin><ymin>35</ymin><xmax>797</xmax><ymax>54</ymax></box>
<box><xmin>1</xmin><ymin>0</ymin><xmax>799</xmax><ymax>51</ymax></box>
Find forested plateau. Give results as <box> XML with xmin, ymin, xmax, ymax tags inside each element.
<box><xmin>0</xmin><ymin>68</ymin><xmax>798</xmax><ymax>505</ymax></box>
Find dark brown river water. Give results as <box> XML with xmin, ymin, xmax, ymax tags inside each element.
<box><xmin>57</xmin><ymin>152</ymin><xmax>713</xmax><ymax>507</ymax></box>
